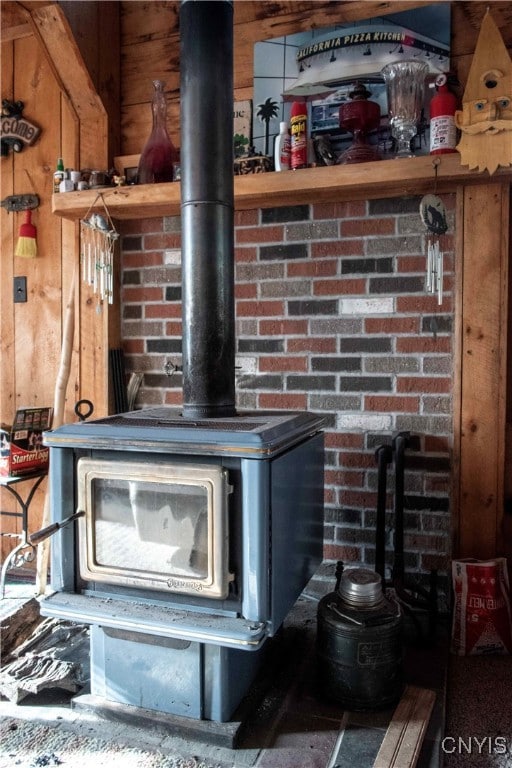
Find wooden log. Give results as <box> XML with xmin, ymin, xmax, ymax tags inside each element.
<box><xmin>0</xmin><ymin>598</ymin><xmax>41</xmax><ymax>664</ymax></box>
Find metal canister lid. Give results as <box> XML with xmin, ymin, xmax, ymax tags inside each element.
<box><xmin>339</xmin><ymin>568</ymin><xmax>384</xmax><ymax>608</ymax></box>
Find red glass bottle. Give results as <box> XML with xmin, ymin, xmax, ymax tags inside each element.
<box><xmin>137</xmin><ymin>80</ymin><xmax>177</xmax><ymax>184</ymax></box>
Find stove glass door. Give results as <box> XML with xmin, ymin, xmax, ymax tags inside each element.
<box><xmin>77</xmin><ymin>458</ymin><xmax>232</xmax><ymax>598</ymax></box>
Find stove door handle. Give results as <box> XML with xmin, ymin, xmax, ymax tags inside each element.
<box><xmin>29</xmin><ymin>510</ymin><xmax>84</xmax><ymax>545</ymax></box>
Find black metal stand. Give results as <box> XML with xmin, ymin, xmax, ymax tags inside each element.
<box><xmin>0</xmin><ymin>469</ymin><xmax>47</xmax><ymax>597</ymax></box>
<box><xmin>374</xmin><ymin>432</ymin><xmax>438</xmax><ymax>643</ymax></box>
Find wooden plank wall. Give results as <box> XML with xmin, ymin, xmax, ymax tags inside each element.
<box><xmin>0</xmin><ymin>1</ymin><xmax>120</xmax><ymax>559</ymax></box>
<box><xmin>455</xmin><ymin>184</ymin><xmax>510</xmax><ymax>560</ymax></box>
<box><xmin>0</xmin><ymin>32</ymin><xmax>67</xmax><ymax>556</ymax></box>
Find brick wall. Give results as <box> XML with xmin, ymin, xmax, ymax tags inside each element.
<box><xmin>120</xmin><ymin>194</ymin><xmax>455</xmax><ymax>599</ymax></box>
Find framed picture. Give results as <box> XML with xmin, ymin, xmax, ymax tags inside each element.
<box><xmin>234</xmin><ymin>100</ymin><xmax>252</xmax><ymax>157</ymax></box>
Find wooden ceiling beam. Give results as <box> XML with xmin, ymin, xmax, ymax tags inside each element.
<box><xmin>20</xmin><ymin>3</ymin><xmax>108</xmax><ymax>168</ymax></box>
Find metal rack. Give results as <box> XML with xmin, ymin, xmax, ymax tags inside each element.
<box><xmin>0</xmin><ymin>469</ymin><xmax>47</xmax><ymax>597</ymax></box>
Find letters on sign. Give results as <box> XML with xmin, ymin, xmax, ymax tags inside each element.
<box><xmin>1</xmin><ymin>99</ymin><xmax>41</xmax><ymax>156</ymax></box>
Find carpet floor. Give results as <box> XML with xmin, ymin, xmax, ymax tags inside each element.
<box><xmin>443</xmin><ymin>653</ymin><xmax>512</xmax><ymax>768</ymax></box>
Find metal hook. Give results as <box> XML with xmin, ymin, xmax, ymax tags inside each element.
<box><xmin>431</xmin><ymin>157</ymin><xmax>441</xmax><ymax>194</ymax></box>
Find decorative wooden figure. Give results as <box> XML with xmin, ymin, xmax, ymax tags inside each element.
<box><xmin>454</xmin><ymin>10</ymin><xmax>512</xmax><ymax>175</ymax></box>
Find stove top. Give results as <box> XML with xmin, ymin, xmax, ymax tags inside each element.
<box><xmin>44</xmin><ymin>408</ymin><xmax>324</xmax><ymax>457</ymax></box>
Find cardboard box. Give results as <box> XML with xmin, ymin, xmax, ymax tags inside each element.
<box><xmin>0</xmin><ymin>407</ymin><xmax>53</xmax><ymax>476</ymax></box>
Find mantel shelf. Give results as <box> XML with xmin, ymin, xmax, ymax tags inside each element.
<box><xmin>52</xmin><ymin>154</ymin><xmax>511</xmax><ymax>221</ymax></box>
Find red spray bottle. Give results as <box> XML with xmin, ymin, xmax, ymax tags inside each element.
<box><xmin>290</xmin><ymin>100</ymin><xmax>308</xmax><ymax>169</ymax></box>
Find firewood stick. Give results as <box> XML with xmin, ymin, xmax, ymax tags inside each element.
<box><xmin>36</xmin><ymin>266</ymin><xmax>76</xmax><ymax>595</ymax></box>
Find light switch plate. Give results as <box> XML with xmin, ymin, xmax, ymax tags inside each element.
<box><xmin>14</xmin><ymin>276</ymin><xmax>27</xmax><ymax>302</ymax></box>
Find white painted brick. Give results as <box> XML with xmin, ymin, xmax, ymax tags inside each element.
<box><xmin>164</xmin><ymin>248</ymin><xmax>181</xmax><ymax>264</ymax></box>
<box><xmin>339</xmin><ymin>297</ymin><xmax>394</xmax><ymax>314</ymax></box>
<box><xmin>337</xmin><ymin>413</ymin><xmax>393</xmax><ymax>431</ymax></box>
<box><xmin>235</xmin><ymin>356</ymin><xmax>257</xmax><ymax>375</ymax></box>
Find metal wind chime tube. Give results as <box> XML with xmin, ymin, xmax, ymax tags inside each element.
<box><xmin>80</xmin><ymin>194</ymin><xmax>119</xmax><ymax>305</ymax></box>
<box><xmin>426</xmin><ymin>236</ymin><xmax>444</xmax><ymax>306</ymax></box>
<box><xmin>420</xmin><ymin>185</ymin><xmax>448</xmax><ymax>308</ymax></box>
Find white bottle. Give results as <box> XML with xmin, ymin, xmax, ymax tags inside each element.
<box><xmin>274</xmin><ymin>122</ymin><xmax>290</xmax><ymax>171</ymax></box>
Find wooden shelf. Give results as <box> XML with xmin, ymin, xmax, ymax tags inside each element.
<box><xmin>52</xmin><ymin>154</ymin><xmax>511</xmax><ymax>221</ymax></box>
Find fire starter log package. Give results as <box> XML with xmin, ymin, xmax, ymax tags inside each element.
<box><xmin>0</xmin><ymin>406</ymin><xmax>53</xmax><ymax>476</ymax></box>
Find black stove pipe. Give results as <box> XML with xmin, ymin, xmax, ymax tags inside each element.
<box><xmin>179</xmin><ymin>0</ymin><xmax>236</xmax><ymax>418</ymax></box>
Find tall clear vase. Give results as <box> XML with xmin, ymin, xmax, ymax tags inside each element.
<box><xmin>137</xmin><ymin>80</ymin><xmax>177</xmax><ymax>183</ymax></box>
<box><xmin>381</xmin><ymin>61</ymin><xmax>428</xmax><ymax>158</ymax></box>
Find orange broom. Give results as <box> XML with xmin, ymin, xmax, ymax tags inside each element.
<box><xmin>15</xmin><ymin>209</ymin><xmax>37</xmax><ymax>257</ymax></box>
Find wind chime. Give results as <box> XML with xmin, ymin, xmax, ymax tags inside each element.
<box><xmin>80</xmin><ymin>194</ymin><xmax>119</xmax><ymax>304</ymax></box>
<box><xmin>419</xmin><ymin>159</ymin><xmax>448</xmax><ymax>307</ymax></box>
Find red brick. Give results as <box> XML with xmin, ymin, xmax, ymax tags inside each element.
<box><xmin>236</xmin><ymin>300</ymin><xmax>284</xmax><ymax>317</ymax></box>
<box><xmin>123</xmin><ymin>339</ymin><xmax>144</xmax><ymax>354</ymax></box>
<box><xmin>398</xmin><ymin>376</ymin><xmax>451</xmax><ymax>393</ymax></box>
<box><xmin>145</xmin><ymin>304</ymin><xmax>181</xmax><ymax>318</ymax></box>
<box><xmin>325</xmin><ymin>469</ymin><xmax>364</xmax><ymax>486</ymax></box>
<box><xmin>235</xmin><ymin>225</ymin><xmax>284</xmax><ymax>244</ymax></box>
<box><xmin>313</xmin><ymin>201</ymin><xmax>366</xmax><ymax>219</ymax></box>
<box><xmin>397</xmin><ymin>255</ymin><xmax>426</xmax><ymax>272</ymax></box>
<box><xmin>340</xmin><ymin>218</ymin><xmax>395</xmax><ymax>237</ymax></box>
<box><xmin>259</xmin><ymin>393</ymin><xmax>307</xmax><ymax>410</ymax></box>
<box><xmin>121</xmin><ymin>219</ymin><xmax>163</xmax><ymax>235</ymax></box>
<box><xmin>165</xmin><ymin>321</ymin><xmax>182</xmax><ymax>336</ymax></box>
<box><xmin>235</xmin><ymin>209</ymin><xmax>259</xmax><ymax>226</ymax></box>
<box><xmin>396</xmin><ymin>337</ymin><xmax>451</xmax><ymax>354</ymax></box>
<box><xmin>325</xmin><ymin>432</ymin><xmax>364</xmax><ymax>449</ymax></box>
<box><xmin>287</xmin><ymin>338</ymin><xmax>336</xmax><ymax>353</ymax></box>
<box><xmin>122</xmin><ymin>251</ymin><xmax>164</xmax><ymax>268</ymax></box>
<box><xmin>144</xmin><ymin>233</ymin><xmax>180</xmax><ymax>250</ymax></box>
<box><xmin>365</xmin><ymin>395</ymin><xmax>419</xmax><ymax>412</ymax></box>
<box><xmin>165</xmin><ymin>391</ymin><xmax>183</xmax><ymax>406</ymax></box>
<box><xmin>313</xmin><ymin>278</ymin><xmax>365</xmax><ymax>295</ymax></box>
<box><xmin>259</xmin><ymin>356</ymin><xmax>308</xmax><ymax>372</ymax></box>
<box><xmin>323</xmin><ymin>544</ymin><xmax>361</xmax><ymax>563</ymax></box>
<box><xmin>259</xmin><ymin>319</ymin><xmax>308</xmax><ymax>335</ymax></box>
<box><xmin>235</xmin><ymin>246</ymin><xmax>257</xmax><ymax>262</ymax></box>
<box><xmin>311</xmin><ymin>240</ymin><xmax>364</xmax><ymax>258</ymax></box>
<box><xmin>287</xmin><ymin>259</ymin><xmax>337</xmax><ymax>277</ymax></box>
<box><xmin>235</xmin><ymin>283</ymin><xmax>257</xmax><ymax>299</ymax></box>
<box><xmin>397</xmin><ymin>295</ymin><xmax>453</xmax><ymax>313</ymax></box>
<box><xmin>365</xmin><ymin>316</ymin><xmax>420</xmax><ymax>334</ymax></box>
<box><xmin>339</xmin><ymin>490</ymin><xmax>377</xmax><ymax>508</ymax></box>
<box><xmin>337</xmin><ymin>452</ymin><xmax>376</xmax><ymax>469</ymax></box>
<box><xmin>324</xmin><ymin>488</ymin><xmax>335</xmax><ymax>505</ymax></box>
<box><xmin>424</xmin><ymin>435</ymin><xmax>451</xmax><ymax>453</ymax></box>
<box><xmin>122</xmin><ymin>286</ymin><xmax>163</xmax><ymax>303</ymax></box>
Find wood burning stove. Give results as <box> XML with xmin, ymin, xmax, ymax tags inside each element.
<box><xmin>41</xmin><ymin>408</ymin><xmax>324</xmax><ymax>720</ymax></box>
<box><xmin>39</xmin><ymin>1</ymin><xmax>325</xmax><ymax>724</ymax></box>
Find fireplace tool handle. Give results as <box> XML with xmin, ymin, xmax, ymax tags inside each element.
<box><xmin>29</xmin><ymin>510</ymin><xmax>84</xmax><ymax>545</ymax></box>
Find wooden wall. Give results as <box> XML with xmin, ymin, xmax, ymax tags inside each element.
<box><xmin>0</xmin><ymin>31</ymin><xmax>72</xmax><ymax>558</ymax></box>
<box><xmin>0</xmin><ymin>1</ymin><xmax>119</xmax><ymax>561</ymax></box>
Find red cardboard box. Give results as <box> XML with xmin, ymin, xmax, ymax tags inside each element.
<box><xmin>0</xmin><ymin>407</ymin><xmax>53</xmax><ymax>476</ymax></box>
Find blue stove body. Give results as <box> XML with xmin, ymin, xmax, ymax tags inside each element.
<box><xmin>41</xmin><ymin>408</ymin><xmax>324</xmax><ymax>721</ymax></box>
